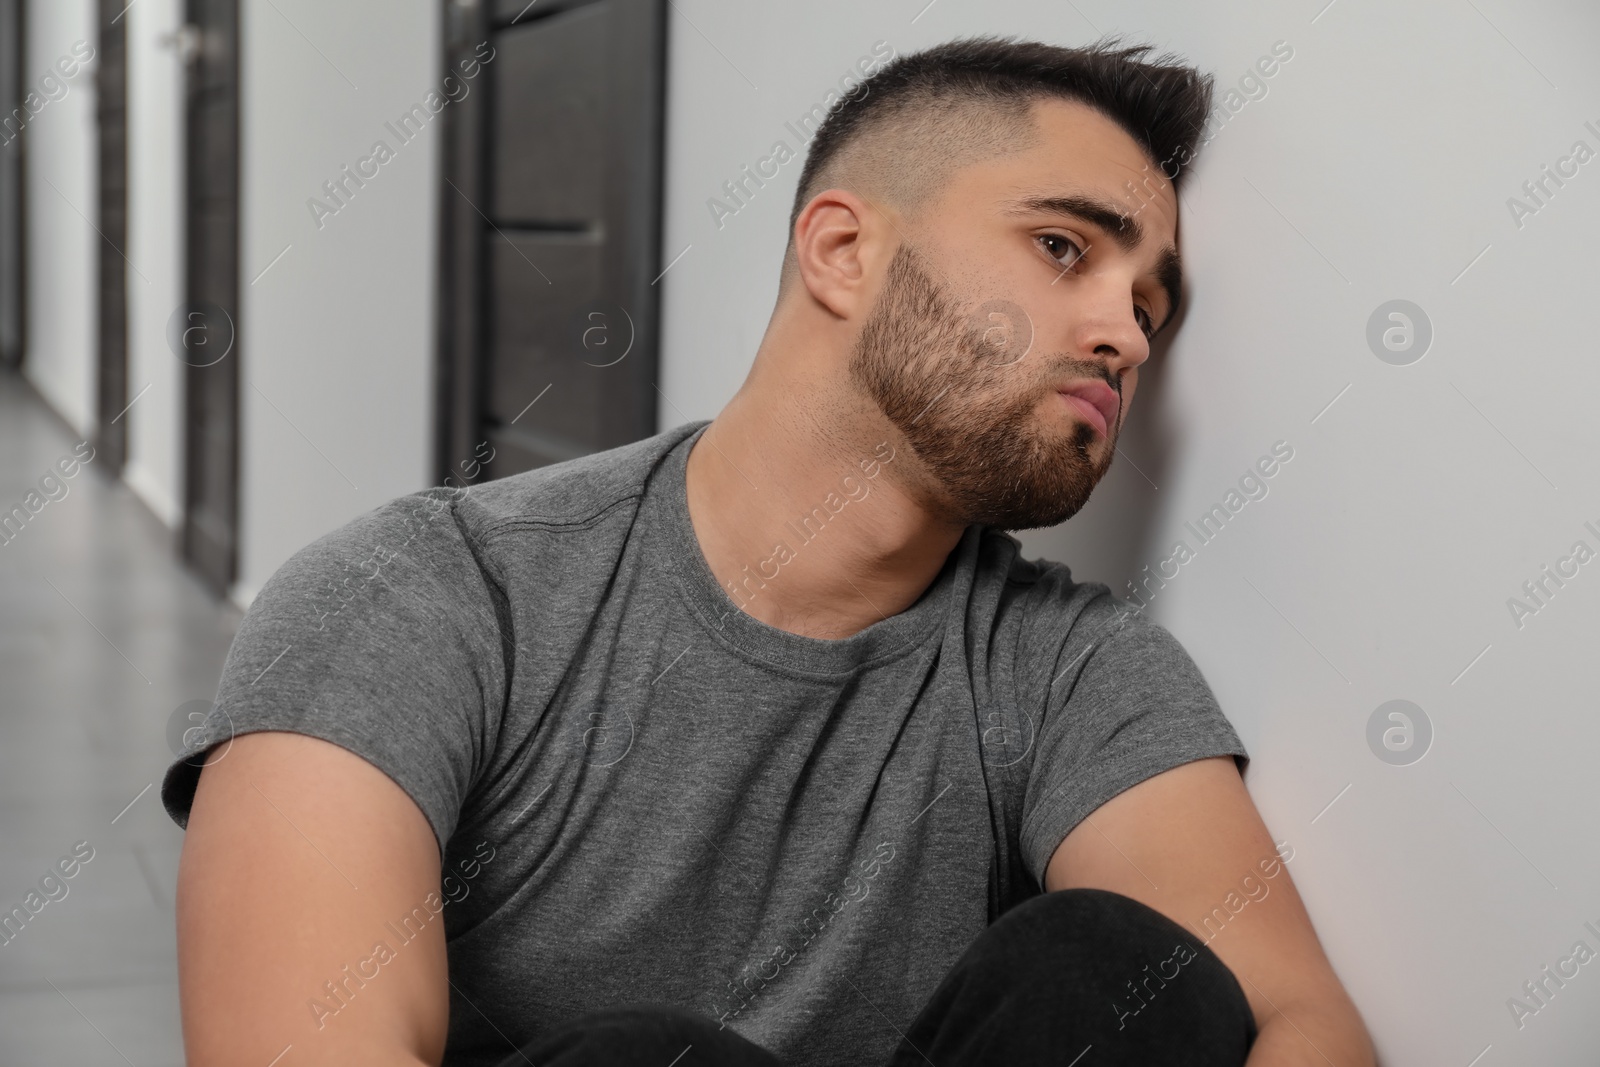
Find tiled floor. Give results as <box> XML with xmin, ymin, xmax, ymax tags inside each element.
<box><xmin>0</xmin><ymin>367</ymin><xmax>240</xmax><ymax>1065</ymax></box>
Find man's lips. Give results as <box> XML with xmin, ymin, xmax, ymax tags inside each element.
<box><xmin>1056</xmin><ymin>381</ymin><xmax>1119</xmax><ymax>438</ymax></box>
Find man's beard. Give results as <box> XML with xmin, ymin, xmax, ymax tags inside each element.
<box><xmin>847</xmin><ymin>241</ymin><xmax>1120</xmax><ymax>531</ymax></box>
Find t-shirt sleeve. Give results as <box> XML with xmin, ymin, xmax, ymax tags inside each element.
<box><xmin>1016</xmin><ymin>583</ymin><xmax>1249</xmax><ymax>885</ymax></box>
<box><xmin>159</xmin><ymin>487</ymin><xmax>507</xmax><ymax>858</ymax></box>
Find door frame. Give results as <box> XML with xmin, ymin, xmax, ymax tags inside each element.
<box><xmin>434</xmin><ymin>0</ymin><xmax>490</xmax><ymax>485</ymax></box>
<box><xmin>0</xmin><ymin>0</ymin><xmax>24</xmax><ymax>370</ymax></box>
<box><xmin>179</xmin><ymin>0</ymin><xmax>242</xmax><ymax>596</ymax></box>
<box><xmin>94</xmin><ymin>0</ymin><xmax>129</xmax><ymax>473</ymax></box>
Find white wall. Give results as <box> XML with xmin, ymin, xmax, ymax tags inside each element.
<box><xmin>22</xmin><ymin>0</ymin><xmax>96</xmax><ymax>437</ymax></box>
<box><xmin>17</xmin><ymin>0</ymin><xmax>441</xmax><ymax>575</ymax></box>
<box><xmin>233</xmin><ymin>0</ymin><xmax>440</xmax><ymax>605</ymax></box>
<box><xmin>659</xmin><ymin>1</ymin><xmax>1600</xmax><ymax>1062</ymax></box>
<box><xmin>123</xmin><ymin>0</ymin><xmax>185</xmax><ymax>528</ymax></box>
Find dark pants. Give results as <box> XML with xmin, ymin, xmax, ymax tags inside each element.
<box><xmin>495</xmin><ymin>888</ymin><xmax>1258</xmax><ymax>1066</ymax></box>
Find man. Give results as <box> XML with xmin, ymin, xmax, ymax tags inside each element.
<box><xmin>164</xmin><ymin>35</ymin><xmax>1374</xmax><ymax>1067</ymax></box>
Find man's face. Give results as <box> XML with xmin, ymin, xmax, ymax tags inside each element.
<box><xmin>847</xmin><ymin>98</ymin><xmax>1182</xmax><ymax>530</ymax></box>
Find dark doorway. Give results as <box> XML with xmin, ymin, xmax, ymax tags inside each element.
<box><xmin>436</xmin><ymin>0</ymin><xmax>666</xmax><ymax>485</ymax></box>
<box><xmin>94</xmin><ymin>0</ymin><xmax>129</xmax><ymax>473</ymax></box>
<box><xmin>0</xmin><ymin>0</ymin><xmax>22</xmax><ymax>370</ymax></box>
<box><xmin>179</xmin><ymin>0</ymin><xmax>241</xmax><ymax>595</ymax></box>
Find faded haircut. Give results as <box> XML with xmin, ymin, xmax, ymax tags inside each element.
<box><xmin>780</xmin><ymin>35</ymin><xmax>1214</xmax><ymax>289</ymax></box>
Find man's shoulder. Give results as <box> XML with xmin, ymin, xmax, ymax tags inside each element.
<box><xmin>452</xmin><ymin>421</ymin><xmax>705</xmax><ymax>539</ymax></box>
<box><xmin>259</xmin><ymin>421</ymin><xmax>706</xmax><ymax>605</ymax></box>
<box><xmin>972</xmin><ymin>528</ymin><xmax>1168</xmax><ymax>672</ymax></box>
<box><xmin>976</xmin><ymin>527</ymin><xmax>1114</xmax><ymax>619</ymax></box>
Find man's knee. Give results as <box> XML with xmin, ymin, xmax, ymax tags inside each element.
<box><xmin>978</xmin><ymin>888</ymin><xmax>1186</xmax><ymax>965</ymax></box>
<box><xmin>499</xmin><ymin>1003</ymin><xmax>782</xmax><ymax>1067</ymax></box>
<box><xmin>892</xmin><ymin>888</ymin><xmax>1259</xmax><ymax>1066</ymax></box>
<box><xmin>967</xmin><ymin>888</ymin><xmax>1256</xmax><ymax>1032</ymax></box>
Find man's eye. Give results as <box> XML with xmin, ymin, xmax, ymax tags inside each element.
<box><xmin>1134</xmin><ymin>306</ymin><xmax>1154</xmax><ymax>339</ymax></box>
<box><xmin>1038</xmin><ymin>233</ymin><xmax>1085</xmax><ymax>268</ymax></box>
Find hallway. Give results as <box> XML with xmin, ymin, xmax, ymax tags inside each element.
<box><xmin>0</xmin><ymin>367</ymin><xmax>238</xmax><ymax>1065</ymax></box>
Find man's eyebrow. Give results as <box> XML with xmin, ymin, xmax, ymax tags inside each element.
<box><xmin>1000</xmin><ymin>194</ymin><xmax>1144</xmax><ymax>251</ymax></box>
<box><xmin>1001</xmin><ymin>194</ymin><xmax>1184</xmax><ymax>332</ymax></box>
<box><xmin>1153</xmin><ymin>245</ymin><xmax>1183</xmax><ymax>335</ymax></box>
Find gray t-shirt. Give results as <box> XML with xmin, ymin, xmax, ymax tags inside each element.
<box><xmin>162</xmin><ymin>419</ymin><xmax>1247</xmax><ymax>1067</ymax></box>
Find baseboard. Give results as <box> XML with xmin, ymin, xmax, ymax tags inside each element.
<box><xmin>122</xmin><ymin>457</ymin><xmax>181</xmax><ymax>531</ymax></box>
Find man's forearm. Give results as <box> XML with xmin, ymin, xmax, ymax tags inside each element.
<box><xmin>1245</xmin><ymin>1001</ymin><xmax>1375</xmax><ymax>1067</ymax></box>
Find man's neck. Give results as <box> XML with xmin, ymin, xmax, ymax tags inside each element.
<box><xmin>683</xmin><ymin>387</ymin><xmax>967</xmax><ymax>641</ymax></box>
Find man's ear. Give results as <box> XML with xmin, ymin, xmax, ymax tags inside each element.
<box><xmin>790</xmin><ymin>187</ymin><xmax>892</xmax><ymax>320</ymax></box>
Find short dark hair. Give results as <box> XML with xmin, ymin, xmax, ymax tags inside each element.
<box><xmin>783</xmin><ymin>36</ymin><xmax>1213</xmax><ymax>267</ymax></box>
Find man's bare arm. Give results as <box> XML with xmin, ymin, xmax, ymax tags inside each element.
<box><xmin>176</xmin><ymin>731</ymin><xmax>449</xmax><ymax>1066</ymax></box>
<box><xmin>1046</xmin><ymin>756</ymin><xmax>1374</xmax><ymax>1066</ymax></box>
